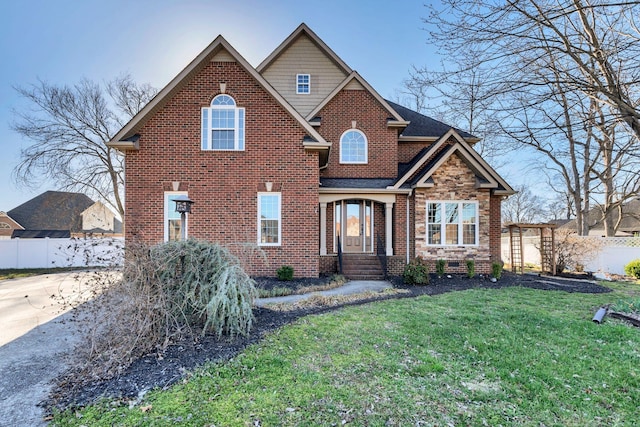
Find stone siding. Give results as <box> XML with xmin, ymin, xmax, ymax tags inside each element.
<box><xmin>414</xmin><ymin>153</ymin><xmax>494</xmax><ymax>273</ymax></box>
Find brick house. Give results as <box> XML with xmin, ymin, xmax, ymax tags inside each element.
<box><xmin>109</xmin><ymin>24</ymin><xmax>514</xmax><ymax>278</ymax></box>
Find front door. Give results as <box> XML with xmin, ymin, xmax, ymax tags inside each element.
<box><xmin>339</xmin><ymin>200</ymin><xmax>373</xmax><ymax>253</ymax></box>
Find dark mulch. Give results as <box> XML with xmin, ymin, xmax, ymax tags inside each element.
<box><xmin>45</xmin><ymin>272</ymin><xmax>611</xmax><ymax>413</ymax></box>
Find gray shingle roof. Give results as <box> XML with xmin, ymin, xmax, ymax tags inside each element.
<box><xmin>385</xmin><ymin>100</ymin><xmax>475</xmax><ymax>139</ymax></box>
<box><xmin>320</xmin><ymin>178</ymin><xmax>396</xmax><ymax>189</ymax></box>
<box><xmin>12</xmin><ymin>229</ymin><xmax>71</xmax><ymax>238</ymax></box>
<box><xmin>8</xmin><ymin>191</ymin><xmax>94</xmax><ymax>232</ymax></box>
<box><xmin>559</xmin><ymin>199</ymin><xmax>640</xmax><ymax>234</ymax></box>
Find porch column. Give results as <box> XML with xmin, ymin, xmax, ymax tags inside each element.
<box><xmin>320</xmin><ymin>202</ymin><xmax>327</xmax><ymax>255</ymax></box>
<box><xmin>385</xmin><ymin>202</ymin><xmax>394</xmax><ymax>256</ymax></box>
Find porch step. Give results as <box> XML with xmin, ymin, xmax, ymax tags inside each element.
<box><xmin>341</xmin><ymin>254</ymin><xmax>385</xmax><ymax>280</ymax></box>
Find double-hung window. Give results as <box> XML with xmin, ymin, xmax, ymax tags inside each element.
<box><xmin>258</xmin><ymin>192</ymin><xmax>281</xmax><ymax>246</ymax></box>
<box><xmin>339</xmin><ymin>129</ymin><xmax>368</xmax><ymax>164</ymax></box>
<box><xmin>296</xmin><ymin>74</ymin><xmax>310</xmax><ymax>94</ymax></box>
<box><xmin>201</xmin><ymin>94</ymin><xmax>245</xmax><ymax>150</ymax></box>
<box><xmin>427</xmin><ymin>201</ymin><xmax>478</xmax><ymax>245</ymax></box>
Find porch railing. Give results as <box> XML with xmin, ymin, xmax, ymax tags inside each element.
<box><xmin>376</xmin><ymin>234</ymin><xmax>388</xmax><ymax>279</ymax></box>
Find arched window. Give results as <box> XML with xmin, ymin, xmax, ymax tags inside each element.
<box><xmin>340</xmin><ymin>129</ymin><xmax>367</xmax><ymax>164</ymax></box>
<box><xmin>201</xmin><ymin>94</ymin><xmax>245</xmax><ymax>150</ymax></box>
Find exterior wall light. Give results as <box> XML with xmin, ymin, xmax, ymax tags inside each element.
<box><xmin>172</xmin><ymin>195</ymin><xmax>194</xmax><ymax>240</ymax></box>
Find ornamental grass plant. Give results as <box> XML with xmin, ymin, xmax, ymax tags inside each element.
<box><xmin>57</xmin><ymin>239</ymin><xmax>256</xmax><ymax>385</ymax></box>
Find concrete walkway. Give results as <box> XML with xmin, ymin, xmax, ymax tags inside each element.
<box><xmin>254</xmin><ymin>280</ymin><xmax>392</xmax><ymax>306</ymax></box>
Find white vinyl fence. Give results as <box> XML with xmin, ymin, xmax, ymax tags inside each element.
<box><xmin>0</xmin><ymin>237</ymin><xmax>124</xmax><ymax>269</ymax></box>
<box><xmin>501</xmin><ymin>236</ymin><xmax>640</xmax><ymax>276</ymax></box>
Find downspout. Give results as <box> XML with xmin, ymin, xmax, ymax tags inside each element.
<box><xmin>406</xmin><ymin>189</ymin><xmax>412</xmax><ymax>264</ymax></box>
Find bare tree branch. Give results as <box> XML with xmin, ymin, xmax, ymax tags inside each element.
<box><xmin>418</xmin><ymin>0</ymin><xmax>640</xmax><ymax>235</ymax></box>
<box><xmin>11</xmin><ymin>75</ymin><xmax>157</xmax><ymax>219</ymax></box>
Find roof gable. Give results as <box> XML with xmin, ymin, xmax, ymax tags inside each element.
<box><xmin>257</xmin><ymin>23</ymin><xmax>352</xmax><ymax>75</ymax></box>
<box><xmin>0</xmin><ymin>211</ymin><xmax>23</xmax><ymax>229</ymax></box>
<box><xmin>259</xmin><ymin>33</ymin><xmax>350</xmax><ymax>116</ymax></box>
<box><xmin>392</xmin><ymin>129</ymin><xmax>514</xmax><ymax>195</ymax></box>
<box><xmin>307</xmin><ymin>71</ymin><xmax>407</xmax><ymax>125</ymax></box>
<box><xmin>108</xmin><ymin>34</ymin><xmax>328</xmax><ymax>152</ymax></box>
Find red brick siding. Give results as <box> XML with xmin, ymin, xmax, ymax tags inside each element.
<box><xmin>398</xmin><ymin>141</ymin><xmax>433</xmax><ymax>163</ymax></box>
<box><xmin>326</xmin><ymin>201</ymin><xmax>335</xmax><ymax>254</ymax></box>
<box><xmin>318</xmin><ymin>90</ymin><xmax>398</xmax><ymax>178</ymax></box>
<box><xmin>387</xmin><ymin>256</ymin><xmax>407</xmax><ymax>276</ymax></box>
<box><xmin>124</xmin><ymin>61</ymin><xmax>320</xmax><ymax>277</ymax></box>
<box><xmin>373</xmin><ymin>202</ymin><xmax>385</xmax><ymax>251</ymax></box>
<box><xmin>393</xmin><ymin>194</ymin><xmax>409</xmax><ymax>259</ymax></box>
<box><xmin>319</xmin><ymin>255</ymin><xmax>337</xmax><ymax>275</ymax></box>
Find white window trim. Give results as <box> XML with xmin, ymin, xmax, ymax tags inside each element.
<box><xmin>164</xmin><ymin>191</ymin><xmax>188</xmax><ymax>242</ymax></box>
<box><xmin>339</xmin><ymin>129</ymin><xmax>368</xmax><ymax>164</ymax></box>
<box><xmin>201</xmin><ymin>95</ymin><xmax>245</xmax><ymax>151</ymax></box>
<box><xmin>296</xmin><ymin>73</ymin><xmax>310</xmax><ymax>94</ymax></box>
<box><xmin>426</xmin><ymin>200</ymin><xmax>479</xmax><ymax>246</ymax></box>
<box><xmin>257</xmin><ymin>192</ymin><xmax>282</xmax><ymax>246</ymax></box>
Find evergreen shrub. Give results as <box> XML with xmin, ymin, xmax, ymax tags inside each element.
<box><xmin>404</xmin><ymin>257</ymin><xmax>429</xmax><ymax>285</ymax></box>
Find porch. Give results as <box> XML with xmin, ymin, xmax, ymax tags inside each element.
<box><xmin>318</xmin><ymin>191</ymin><xmax>410</xmax><ymax>278</ymax></box>
<box><xmin>319</xmin><ymin>194</ymin><xmax>396</xmax><ymax>257</ymax></box>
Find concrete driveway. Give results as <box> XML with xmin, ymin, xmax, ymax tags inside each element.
<box><xmin>0</xmin><ymin>273</ymin><xmax>91</xmax><ymax>426</ymax></box>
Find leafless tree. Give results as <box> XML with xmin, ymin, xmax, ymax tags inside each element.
<box><xmin>402</xmin><ymin>54</ymin><xmax>511</xmax><ymax>167</ymax></box>
<box><xmin>419</xmin><ymin>0</ymin><xmax>640</xmax><ymax>235</ymax></box>
<box><xmin>11</xmin><ymin>75</ymin><xmax>156</xmax><ymax>219</ymax></box>
<box><xmin>425</xmin><ymin>0</ymin><xmax>640</xmax><ymax>137</ymax></box>
<box><xmin>502</xmin><ymin>185</ymin><xmax>546</xmax><ymax>223</ymax></box>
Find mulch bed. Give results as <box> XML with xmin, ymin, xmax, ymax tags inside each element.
<box><xmin>45</xmin><ymin>272</ymin><xmax>612</xmax><ymax>413</ymax></box>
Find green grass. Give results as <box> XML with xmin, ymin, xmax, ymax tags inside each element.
<box><xmin>611</xmin><ymin>297</ymin><xmax>640</xmax><ymax>314</ymax></box>
<box><xmin>53</xmin><ymin>282</ymin><xmax>640</xmax><ymax>426</ymax></box>
<box><xmin>0</xmin><ymin>267</ymin><xmax>84</xmax><ymax>281</ymax></box>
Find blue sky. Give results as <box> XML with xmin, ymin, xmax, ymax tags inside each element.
<box><xmin>0</xmin><ymin>0</ymin><xmax>466</xmax><ymax>210</ymax></box>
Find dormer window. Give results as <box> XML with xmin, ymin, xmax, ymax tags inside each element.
<box><xmin>201</xmin><ymin>94</ymin><xmax>245</xmax><ymax>150</ymax></box>
<box><xmin>296</xmin><ymin>74</ymin><xmax>310</xmax><ymax>94</ymax></box>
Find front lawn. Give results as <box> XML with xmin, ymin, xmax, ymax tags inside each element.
<box><xmin>53</xmin><ymin>282</ymin><xmax>640</xmax><ymax>426</ymax></box>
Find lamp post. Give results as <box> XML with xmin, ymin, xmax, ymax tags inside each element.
<box><xmin>172</xmin><ymin>195</ymin><xmax>194</xmax><ymax>241</ymax></box>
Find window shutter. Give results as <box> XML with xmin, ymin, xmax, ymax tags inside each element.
<box><xmin>201</xmin><ymin>108</ymin><xmax>209</xmax><ymax>149</ymax></box>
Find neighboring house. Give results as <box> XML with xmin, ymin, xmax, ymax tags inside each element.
<box><xmin>6</xmin><ymin>191</ymin><xmax>122</xmax><ymax>238</ymax></box>
<box><xmin>0</xmin><ymin>211</ymin><xmax>22</xmax><ymax>239</ymax></box>
<box><xmin>108</xmin><ymin>24</ymin><xmax>514</xmax><ymax>278</ymax></box>
<box><xmin>81</xmin><ymin>201</ymin><xmax>123</xmax><ymax>235</ymax></box>
<box><xmin>559</xmin><ymin>199</ymin><xmax>640</xmax><ymax>237</ymax></box>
